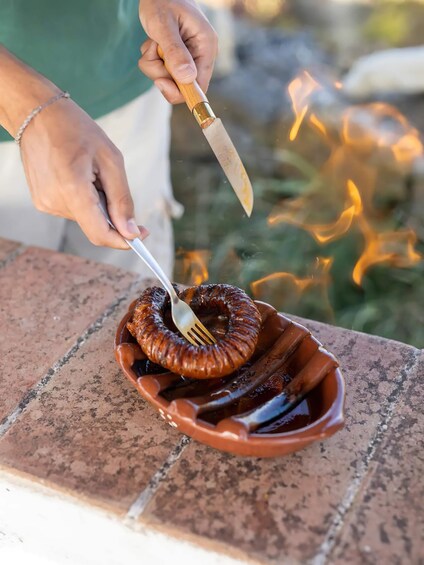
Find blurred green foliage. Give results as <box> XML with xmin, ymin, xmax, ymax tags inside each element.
<box><xmin>363</xmin><ymin>4</ymin><xmax>410</xmax><ymax>46</ymax></box>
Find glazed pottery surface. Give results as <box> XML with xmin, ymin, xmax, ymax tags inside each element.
<box><xmin>115</xmin><ymin>300</ymin><xmax>345</xmax><ymax>457</ymax></box>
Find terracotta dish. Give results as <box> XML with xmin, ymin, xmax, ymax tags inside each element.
<box><xmin>115</xmin><ymin>297</ymin><xmax>345</xmax><ymax>458</ymax></box>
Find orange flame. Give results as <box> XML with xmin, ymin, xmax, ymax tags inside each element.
<box><xmin>391</xmin><ymin>133</ymin><xmax>423</xmax><ymax>164</ymax></box>
<box><xmin>278</xmin><ymin>71</ymin><xmax>423</xmax><ymax>287</ymax></box>
<box><xmin>288</xmin><ymin>71</ymin><xmax>320</xmax><ymax>141</ymax></box>
<box><xmin>182</xmin><ymin>250</ymin><xmax>210</xmax><ymax>285</ymax></box>
<box><xmin>342</xmin><ymin>103</ymin><xmax>423</xmax><ymax>165</ymax></box>
<box><xmin>309</xmin><ymin>113</ymin><xmax>328</xmax><ymax>138</ymax></box>
<box><xmin>353</xmin><ymin>226</ymin><xmax>422</xmax><ymax>286</ymax></box>
<box><xmin>268</xmin><ymin>180</ymin><xmax>363</xmax><ymax>244</ymax></box>
<box><xmin>251</xmin><ymin>257</ymin><xmax>333</xmax><ymax>297</ymax></box>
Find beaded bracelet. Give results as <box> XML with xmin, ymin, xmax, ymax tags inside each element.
<box><xmin>14</xmin><ymin>91</ymin><xmax>70</xmax><ymax>146</ymax></box>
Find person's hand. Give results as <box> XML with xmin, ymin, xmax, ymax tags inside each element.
<box><xmin>0</xmin><ymin>46</ymin><xmax>147</xmax><ymax>249</ymax></box>
<box><xmin>138</xmin><ymin>0</ymin><xmax>218</xmax><ymax>104</ymax></box>
<box><xmin>20</xmin><ymin>95</ymin><xmax>149</xmax><ymax>249</ymax></box>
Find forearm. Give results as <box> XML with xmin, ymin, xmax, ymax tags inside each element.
<box><xmin>0</xmin><ymin>45</ymin><xmax>60</xmax><ymax>136</ymax></box>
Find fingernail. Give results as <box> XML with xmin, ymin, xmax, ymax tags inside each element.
<box><xmin>155</xmin><ymin>81</ymin><xmax>165</xmax><ymax>94</ymax></box>
<box><xmin>140</xmin><ymin>227</ymin><xmax>150</xmax><ymax>240</ymax></box>
<box><xmin>127</xmin><ymin>218</ymin><xmax>141</xmax><ymax>236</ymax></box>
<box><xmin>175</xmin><ymin>63</ymin><xmax>196</xmax><ymax>81</ymax></box>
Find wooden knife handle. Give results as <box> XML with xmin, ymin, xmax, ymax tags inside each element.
<box><xmin>157</xmin><ymin>45</ymin><xmax>208</xmax><ymax>110</ymax></box>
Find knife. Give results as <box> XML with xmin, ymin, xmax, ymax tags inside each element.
<box><xmin>158</xmin><ymin>47</ymin><xmax>254</xmax><ymax>216</ymax></box>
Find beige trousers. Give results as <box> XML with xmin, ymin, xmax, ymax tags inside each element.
<box><xmin>0</xmin><ymin>86</ymin><xmax>182</xmax><ymax>278</ymax></box>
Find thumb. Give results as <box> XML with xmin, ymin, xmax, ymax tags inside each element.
<box><xmin>158</xmin><ymin>23</ymin><xmax>197</xmax><ymax>84</ymax></box>
<box><xmin>96</xmin><ymin>149</ymin><xmax>140</xmax><ymax>240</ymax></box>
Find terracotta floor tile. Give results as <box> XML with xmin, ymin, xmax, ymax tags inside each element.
<box><xmin>0</xmin><ymin>299</ymin><xmax>180</xmax><ymax>514</ymax></box>
<box><xmin>142</xmin><ymin>321</ymin><xmax>419</xmax><ymax>564</ymax></box>
<box><xmin>0</xmin><ymin>247</ymin><xmax>136</xmax><ymax>422</ymax></box>
<box><xmin>330</xmin><ymin>351</ymin><xmax>423</xmax><ymax>565</ymax></box>
<box><xmin>0</xmin><ymin>238</ymin><xmax>22</xmax><ymax>262</ymax></box>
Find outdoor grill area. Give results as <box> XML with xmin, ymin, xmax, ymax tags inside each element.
<box><xmin>0</xmin><ymin>2</ymin><xmax>423</xmax><ymax>564</ymax></box>
<box><xmin>0</xmin><ymin>238</ymin><xmax>421</xmax><ymax>564</ymax></box>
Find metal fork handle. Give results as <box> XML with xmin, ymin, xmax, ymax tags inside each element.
<box><xmin>97</xmin><ymin>191</ymin><xmax>179</xmax><ymax>303</ymax></box>
<box><xmin>126</xmin><ymin>238</ymin><xmax>178</xmax><ymax>302</ymax></box>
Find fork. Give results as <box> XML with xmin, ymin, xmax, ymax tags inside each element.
<box><xmin>97</xmin><ymin>191</ymin><xmax>216</xmax><ymax>347</ymax></box>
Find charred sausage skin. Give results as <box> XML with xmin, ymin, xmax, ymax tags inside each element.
<box><xmin>127</xmin><ymin>284</ymin><xmax>262</xmax><ymax>379</ymax></box>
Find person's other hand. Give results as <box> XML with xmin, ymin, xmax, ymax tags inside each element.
<box><xmin>20</xmin><ymin>96</ymin><xmax>149</xmax><ymax>249</ymax></box>
<box><xmin>138</xmin><ymin>0</ymin><xmax>218</xmax><ymax>104</ymax></box>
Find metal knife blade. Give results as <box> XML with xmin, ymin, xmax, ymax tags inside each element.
<box><xmin>202</xmin><ymin>118</ymin><xmax>254</xmax><ymax>217</ymax></box>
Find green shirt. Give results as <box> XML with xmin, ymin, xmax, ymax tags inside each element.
<box><xmin>0</xmin><ymin>0</ymin><xmax>151</xmax><ymax>142</ymax></box>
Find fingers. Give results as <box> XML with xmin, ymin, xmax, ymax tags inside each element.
<box><xmin>139</xmin><ymin>34</ymin><xmax>196</xmax><ymax>88</ymax></box>
<box><xmin>139</xmin><ymin>39</ymin><xmax>168</xmax><ymax>82</ymax></box>
<box><xmin>137</xmin><ymin>225</ymin><xmax>150</xmax><ymax>241</ymax></box>
<box><xmin>62</xmin><ymin>144</ymin><xmax>150</xmax><ymax>250</ymax></box>
<box><xmin>32</xmin><ymin>177</ymin><xmax>131</xmax><ymax>248</ymax></box>
<box><xmin>94</xmin><ymin>146</ymin><xmax>141</xmax><ymax>241</ymax></box>
<box><xmin>154</xmin><ymin>78</ymin><xmax>184</xmax><ymax>104</ymax></box>
<box><xmin>139</xmin><ymin>39</ymin><xmax>184</xmax><ymax>104</ymax></box>
<box><xmin>189</xmin><ymin>29</ymin><xmax>218</xmax><ymax>93</ymax></box>
<box><xmin>65</xmin><ymin>183</ymin><xmax>150</xmax><ymax>249</ymax></box>
<box><xmin>151</xmin><ymin>15</ymin><xmax>197</xmax><ymax>85</ymax></box>
<box><xmin>139</xmin><ymin>17</ymin><xmax>218</xmax><ymax>102</ymax></box>
<box><xmin>61</xmin><ymin>181</ymin><xmax>130</xmax><ymax>249</ymax></box>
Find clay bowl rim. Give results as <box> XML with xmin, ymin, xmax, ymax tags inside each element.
<box><xmin>114</xmin><ymin>298</ymin><xmax>346</xmax><ymax>448</ymax></box>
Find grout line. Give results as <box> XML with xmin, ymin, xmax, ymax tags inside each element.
<box><xmin>125</xmin><ymin>435</ymin><xmax>192</xmax><ymax>522</ymax></box>
<box><xmin>310</xmin><ymin>348</ymin><xmax>422</xmax><ymax>565</ymax></box>
<box><xmin>0</xmin><ymin>276</ymin><xmax>143</xmax><ymax>439</ymax></box>
<box><xmin>0</xmin><ymin>243</ymin><xmax>27</xmax><ymax>271</ymax></box>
